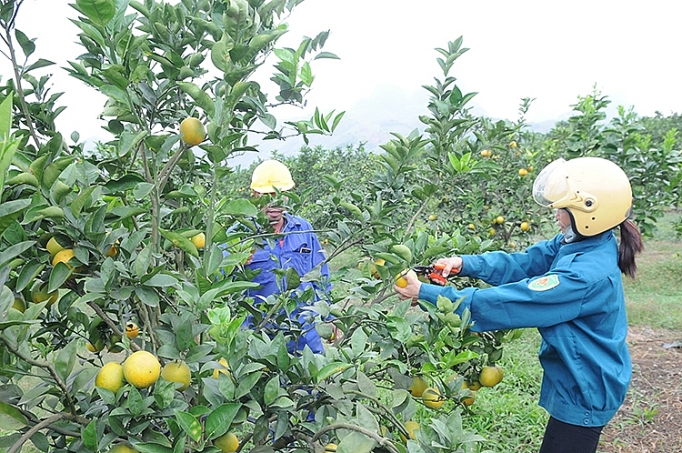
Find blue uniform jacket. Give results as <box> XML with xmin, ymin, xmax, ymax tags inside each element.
<box><xmin>418</xmin><ymin>231</ymin><xmax>631</xmax><ymax>427</ymax></box>
<box><xmin>244</xmin><ymin>212</ymin><xmax>331</xmax><ymax>354</ymax></box>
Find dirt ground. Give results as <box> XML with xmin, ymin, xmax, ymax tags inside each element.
<box><xmin>600</xmin><ymin>326</ymin><xmax>682</xmax><ymax>453</ymax></box>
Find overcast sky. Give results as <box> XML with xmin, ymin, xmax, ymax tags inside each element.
<box><xmin>8</xmin><ymin>0</ymin><xmax>682</xmax><ymax>147</ymax></box>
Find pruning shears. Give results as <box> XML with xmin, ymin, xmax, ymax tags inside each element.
<box><xmin>413</xmin><ymin>263</ymin><xmax>459</xmax><ymax>286</ymax></box>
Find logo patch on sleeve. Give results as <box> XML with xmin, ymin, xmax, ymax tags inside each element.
<box><xmin>528</xmin><ymin>274</ymin><xmax>560</xmax><ymax>291</ymax></box>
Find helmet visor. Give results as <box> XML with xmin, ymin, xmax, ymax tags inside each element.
<box><xmin>532</xmin><ymin>158</ymin><xmax>571</xmax><ymax>207</ymax></box>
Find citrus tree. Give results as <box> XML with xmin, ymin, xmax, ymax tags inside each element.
<box><xmin>1</xmin><ymin>1</ymin><xmax>507</xmax><ymax>453</ymax></box>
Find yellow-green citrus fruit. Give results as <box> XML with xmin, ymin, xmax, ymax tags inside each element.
<box><xmin>214</xmin><ymin>432</ymin><xmax>239</xmax><ymax>453</ymax></box>
<box><xmin>31</xmin><ymin>284</ymin><xmax>59</xmax><ymax>306</ymax></box>
<box><xmin>467</xmin><ymin>380</ymin><xmax>482</xmax><ymax>391</ymax></box>
<box><xmin>123</xmin><ymin>351</ymin><xmax>161</xmax><ymax>388</ymax></box>
<box><xmin>190</xmin><ymin>232</ymin><xmax>206</xmax><ymax>249</ymax></box>
<box><xmin>509</xmin><ymin>140</ymin><xmax>518</xmax><ymax>148</ymax></box>
<box><xmin>161</xmin><ymin>360</ymin><xmax>191</xmax><ymax>391</ymax></box>
<box><xmin>390</xmin><ymin>244</ymin><xmax>413</xmax><ymax>262</ymax></box>
<box><xmin>422</xmin><ymin>387</ymin><xmax>444</xmax><ymax>410</ymax></box>
<box><xmin>462</xmin><ymin>390</ymin><xmax>477</xmax><ymax>406</ymax></box>
<box><xmin>86</xmin><ymin>340</ymin><xmax>104</xmax><ymax>353</ymax></box>
<box><xmin>52</xmin><ymin>248</ymin><xmax>76</xmax><ymax>267</ymax></box>
<box><xmin>109</xmin><ymin>444</ymin><xmax>138</xmax><ymax>453</ymax></box>
<box><xmin>324</xmin><ymin>443</ymin><xmax>337</xmax><ymax>453</ymax></box>
<box><xmin>212</xmin><ymin>357</ymin><xmax>230</xmax><ymax>379</ymax></box>
<box><xmin>370</xmin><ymin>258</ymin><xmax>385</xmax><ymax>279</ymax></box>
<box><xmin>399</xmin><ymin>420</ymin><xmax>420</xmax><ymax>443</ymax></box>
<box><xmin>520</xmin><ymin>221</ymin><xmax>531</xmax><ymax>232</ymax></box>
<box><xmin>396</xmin><ymin>269</ymin><xmax>417</xmax><ymax>289</ymax></box>
<box><xmin>479</xmin><ymin>365</ymin><xmax>504</xmax><ymax>387</ymax></box>
<box><xmin>12</xmin><ymin>297</ymin><xmax>26</xmax><ymax>313</ymax></box>
<box><xmin>408</xmin><ymin>376</ymin><xmax>428</xmax><ymax>397</ymax></box>
<box><xmin>518</xmin><ymin>168</ymin><xmax>528</xmax><ymax>177</ymax></box>
<box><xmin>95</xmin><ymin>362</ymin><xmax>125</xmax><ymax>393</ymax></box>
<box><xmin>495</xmin><ymin>216</ymin><xmax>505</xmax><ymax>225</ymax></box>
<box><xmin>179</xmin><ymin>117</ymin><xmax>206</xmax><ymax>146</ymax></box>
<box><xmin>428</xmin><ymin>214</ymin><xmax>437</xmax><ymax>221</ymax></box>
<box><xmin>46</xmin><ymin>236</ymin><xmax>67</xmax><ymax>257</ymax></box>
<box><xmin>125</xmin><ymin>322</ymin><xmax>139</xmax><ymax>339</ymax></box>
<box><xmin>105</xmin><ymin>244</ymin><xmax>118</xmax><ymax>257</ymax></box>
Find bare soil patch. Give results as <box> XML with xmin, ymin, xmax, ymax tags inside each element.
<box><xmin>600</xmin><ymin>326</ymin><xmax>682</xmax><ymax>453</ymax></box>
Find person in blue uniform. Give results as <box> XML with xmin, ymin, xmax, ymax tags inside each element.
<box><xmin>242</xmin><ymin>159</ymin><xmax>331</xmax><ymax>354</ymax></box>
<box><xmin>394</xmin><ymin>157</ymin><xmax>644</xmax><ymax>453</ymax></box>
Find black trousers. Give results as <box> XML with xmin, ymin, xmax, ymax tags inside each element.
<box><xmin>539</xmin><ymin>417</ymin><xmax>604</xmax><ymax>453</ymax></box>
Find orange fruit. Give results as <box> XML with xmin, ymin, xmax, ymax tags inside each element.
<box><xmin>479</xmin><ymin>365</ymin><xmax>504</xmax><ymax>387</ymax></box>
<box><xmin>52</xmin><ymin>249</ymin><xmax>76</xmax><ymax>268</ymax></box>
<box><xmin>123</xmin><ymin>351</ymin><xmax>161</xmax><ymax>388</ymax></box>
<box><xmin>161</xmin><ymin>360</ymin><xmax>191</xmax><ymax>391</ymax></box>
<box><xmin>31</xmin><ymin>284</ymin><xmax>59</xmax><ymax>306</ymax></box>
<box><xmin>462</xmin><ymin>390</ymin><xmax>477</xmax><ymax>406</ymax></box>
<box><xmin>46</xmin><ymin>236</ymin><xmax>68</xmax><ymax>257</ymax></box>
<box><xmin>212</xmin><ymin>358</ymin><xmax>230</xmax><ymax>379</ymax></box>
<box><xmin>518</xmin><ymin>168</ymin><xmax>528</xmax><ymax>177</ymax></box>
<box><xmin>407</xmin><ymin>376</ymin><xmax>428</xmax><ymax>397</ymax></box>
<box><xmin>179</xmin><ymin>117</ymin><xmax>206</xmax><ymax>146</ymax></box>
<box><xmin>95</xmin><ymin>362</ymin><xmax>125</xmax><ymax>393</ymax></box>
<box><xmin>214</xmin><ymin>432</ymin><xmax>239</xmax><ymax>452</ymax></box>
<box><xmin>125</xmin><ymin>322</ymin><xmax>139</xmax><ymax>338</ymax></box>
<box><xmin>520</xmin><ymin>222</ymin><xmax>531</xmax><ymax>232</ymax></box>
<box><xmin>399</xmin><ymin>420</ymin><xmax>420</xmax><ymax>443</ymax></box>
<box><xmin>190</xmin><ymin>232</ymin><xmax>206</xmax><ymax>249</ymax></box>
<box><xmin>422</xmin><ymin>387</ymin><xmax>444</xmax><ymax>409</ymax></box>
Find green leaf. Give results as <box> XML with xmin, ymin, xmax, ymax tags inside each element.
<box><xmin>159</xmin><ymin>228</ymin><xmax>199</xmax><ymax>258</ymax></box>
<box><xmin>14</xmin><ymin>29</ymin><xmax>35</xmax><ymax>58</ymax></box>
<box><xmin>316</xmin><ymin>362</ymin><xmax>352</xmax><ymax>383</ymax></box>
<box><xmin>0</xmin><ymin>199</ymin><xmax>30</xmax><ymax>237</ymax></box>
<box><xmin>174</xmin><ymin>410</ymin><xmax>202</xmax><ymax>442</ymax></box>
<box><xmin>48</xmin><ymin>263</ymin><xmax>73</xmax><ymax>293</ymax></box>
<box><xmin>128</xmin><ymin>386</ymin><xmax>145</xmax><ymax>415</ymax></box>
<box><xmin>234</xmin><ymin>371</ymin><xmax>263</xmax><ymax>399</ymax></box>
<box><xmin>264</xmin><ymin>376</ymin><xmax>281</xmax><ymax>406</ymax></box>
<box><xmin>132</xmin><ymin>443</ymin><xmax>174</xmax><ymax>453</ymax></box>
<box><xmin>82</xmin><ymin>419</ymin><xmax>98</xmax><ymax>451</ymax></box>
<box><xmin>178</xmin><ymin>82</ymin><xmax>215</xmax><ymax>117</ymax></box>
<box><xmin>142</xmin><ymin>274</ymin><xmax>178</xmax><ymax>288</ymax></box>
<box><xmin>16</xmin><ymin>260</ymin><xmax>44</xmax><ymax>292</ymax></box>
<box><xmin>0</xmin><ymin>401</ymin><xmax>28</xmax><ymax>430</ymax></box>
<box><xmin>219</xmin><ymin>198</ymin><xmax>259</xmax><ymax>217</ymax></box>
<box><xmin>74</xmin><ymin>0</ymin><xmax>116</xmax><ymax>27</ymax></box>
<box><xmin>54</xmin><ymin>340</ymin><xmax>78</xmax><ymax>382</ymax></box>
<box><xmin>0</xmin><ymin>94</ymin><xmax>12</xmax><ymax>139</ymax></box>
<box><xmin>25</xmin><ymin>58</ymin><xmax>55</xmax><ymax>73</ymax></box>
<box><xmin>205</xmin><ymin>403</ymin><xmax>241</xmax><ymax>438</ymax></box>
<box><xmin>0</xmin><ymin>241</ymin><xmax>35</xmax><ymax>268</ymax></box>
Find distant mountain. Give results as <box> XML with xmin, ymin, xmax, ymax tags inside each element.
<box><xmin>232</xmin><ymin>84</ymin><xmax>570</xmax><ymax>168</ymax></box>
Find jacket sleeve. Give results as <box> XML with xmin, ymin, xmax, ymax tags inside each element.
<box><xmin>419</xmin><ymin>263</ymin><xmax>589</xmax><ymax>332</ymax></box>
<box><xmin>459</xmin><ymin>234</ymin><xmax>563</xmax><ymax>286</ymax></box>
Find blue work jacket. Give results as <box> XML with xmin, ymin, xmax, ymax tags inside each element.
<box><xmin>244</xmin><ymin>212</ymin><xmax>331</xmax><ymax>354</ymax></box>
<box><xmin>418</xmin><ymin>231</ymin><xmax>631</xmax><ymax>427</ymax></box>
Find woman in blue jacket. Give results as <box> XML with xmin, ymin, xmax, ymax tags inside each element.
<box><xmin>394</xmin><ymin>157</ymin><xmax>643</xmax><ymax>453</ymax></box>
<box><xmin>242</xmin><ymin>159</ymin><xmax>331</xmax><ymax>354</ymax></box>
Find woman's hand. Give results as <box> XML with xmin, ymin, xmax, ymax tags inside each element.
<box><xmin>394</xmin><ymin>270</ymin><xmax>422</xmax><ymax>306</ymax></box>
<box><xmin>434</xmin><ymin>256</ymin><xmax>463</xmax><ymax>277</ymax></box>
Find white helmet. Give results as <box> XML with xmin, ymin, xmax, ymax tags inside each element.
<box><xmin>533</xmin><ymin>157</ymin><xmax>632</xmax><ymax>236</ymax></box>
